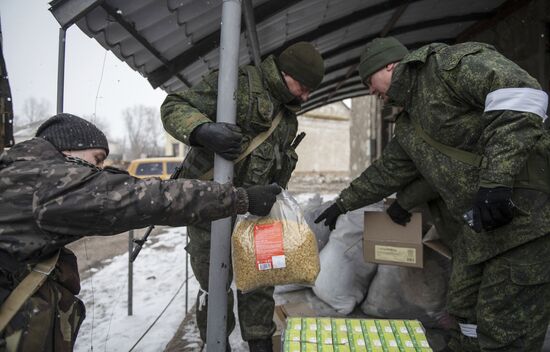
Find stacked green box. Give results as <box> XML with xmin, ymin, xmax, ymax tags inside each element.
<box><xmin>282</xmin><ymin>318</ymin><xmax>433</xmax><ymax>352</ymax></box>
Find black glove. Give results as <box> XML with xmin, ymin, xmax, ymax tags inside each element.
<box><xmin>190</xmin><ymin>122</ymin><xmax>243</xmax><ymax>160</ymax></box>
<box><xmin>472</xmin><ymin>186</ymin><xmax>514</xmax><ymax>233</ymax></box>
<box><xmin>314</xmin><ymin>202</ymin><xmax>344</xmax><ymax>231</ymax></box>
<box><xmin>245</xmin><ymin>184</ymin><xmax>282</xmax><ymax>216</ymax></box>
<box><xmin>387</xmin><ymin>201</ymin><xmax>411</xmax><ymax>226</ymax></box>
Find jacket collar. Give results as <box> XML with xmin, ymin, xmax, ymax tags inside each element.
<box><xmin>2</xmin><ymin>138</ymin><xmax>100</xmax><ymax>171</ymax></box>
<box><xmin>261</xmin><ymin>55</ymin><xmax>300</xmax><ymax>108</ymax></box>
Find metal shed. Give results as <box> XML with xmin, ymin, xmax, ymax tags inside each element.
<box><xmin>48</xmin><ymin>0</ymin><xmax>530</xmax><ymax>113</ymax></box>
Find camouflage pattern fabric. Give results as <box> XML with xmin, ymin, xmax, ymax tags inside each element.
<box><xmin>448</xmin><ymin>231</ymin><xmax>550</xmax><ymax>351</ymax></box>
<box><xmin>2</xmin><ymin>249</ymin><xmax>84</xmax><ymax>352</ymax></box>
<box><xmin>0</xmin><ymin>137</ymin><xmax>248</xmax><ymax>349</ymax></box>
<box><xmin>161</xmin><ymin>55</ymin><xmax>301</xmax><ymax>341</ymax></box>
<box><xmin>188</xmin><ymin>225</ymin><xmax>275</xmax><ymax>342</ymax></box>
<box><xmin>397</xmin><ymin>177</ymin><xmax>460</xmax><ymax>250</ymax></box>
<box><xmin>336</xmin><ymin>43</ymin><xmax>550</xmax><ymax>350</ymax></box>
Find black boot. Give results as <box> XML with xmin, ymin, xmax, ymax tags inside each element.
<box><xmin>248</xmin><ymin>338</ymin><xmax>273</xmax><ymax>352</ymax></box>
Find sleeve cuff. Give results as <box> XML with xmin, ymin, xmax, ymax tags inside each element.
<box><xmin>235</xmin><ymin>187</ymin><xmax>249</xmax><ymax>214</ymax></box>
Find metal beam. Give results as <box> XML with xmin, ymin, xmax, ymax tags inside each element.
<box><xmin>100</xmin><ymin>2</ymin><xmax>191</xmax><ymax>88</ymax></box>
<box><xmin>310</xmin><ymin>80</ymin><xmax>363</xmax><ymax>100</ymax></box>
<box><xmin>301</xmin><ymin>90</ymin><xmax>370</xmax><ymax>113</ymax></box>
<box><xmin>323</xmin><ymin>12</ymin><xmax>488</xmax><ymax>62</ymax></box>
<box><xmin>206</xmin><ymin>1</ymin><xmax>242</xmax><ymax>351</ymax></box>
<box><xmin>309</xmin><ymin>85</ymin><xmax>366</xmax><ymax>104</ymax></box>
<box><xmin>457</xmin><ymin>0</ymin><xmax>534</xmax><ymax>42</ymax></box>
<box><xmin>265</xmin><ymin>0</ymin><xmax>423</xmax><ymax>58</ymax></box>
<box><xmin>322</xmin><ymin>4</ymin><xmax>409</xmax><ymax>104</ymax></box>
<box><xmin>56</xmin><ymin>28</ymin><xmax>66</xmax><ymax>113</ymax></box>
<box><xmin>243</xmin><ymin>0</ymin><xmax>261</xmax><ymax>67</ymax></box>
<box><xmin>48</xmin><ymin>0</ymin><xmax>103</xmax><ymax>29</ymax></box>
<box><xmin>148</xmin><ymin>0</ymin><xmax>301</xmax><ymax>88</ymax></box>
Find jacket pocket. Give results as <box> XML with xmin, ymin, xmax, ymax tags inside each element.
<box><xmin>510</xmin><ymin>260</ymin><xmax>550</xmax><ymax>286</ymax></box>
<box><xmin>249</xmin><ymin>96</ymin><xmax>274</xmax><ymax>132</ymax></box>
<box><xmin>277</xmin><ymin>148</ymin><xmax>298</xmax><ymax>188</ymax></box>
<box><xmin>241</xmin><ymin>142</ymin><xmax>276</xmax><ymax>185</ymax></box>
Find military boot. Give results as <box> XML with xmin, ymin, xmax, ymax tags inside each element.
<box><xmin>248</xmin><ymin>338</ymin><xmax>273</xmax><ymax>352</ymax></box>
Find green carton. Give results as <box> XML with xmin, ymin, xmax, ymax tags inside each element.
<box><xmin>282</xmin><ymin>318</ymin><xmax>432</xmax><ymax>352</ymax></box>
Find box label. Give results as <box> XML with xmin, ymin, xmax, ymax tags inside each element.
<box><xmin>254</xmin><ymin>222</ymin><xmax>285</xmax><ymax>270</ymax></box>
<box><xmin>374</xmin><ymin>245</ymin><xmax>416</xmax><ymax>264</ymax></box>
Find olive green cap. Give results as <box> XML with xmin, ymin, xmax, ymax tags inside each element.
<box><xmin>357</xmin><ymin>37</ymin><xmax>408</xmax><ymax>81</ymax></box>
<box><xmin>278</xmin><ymin>42</ymin><xmax>324</xmax><ymax>90</ymax></box>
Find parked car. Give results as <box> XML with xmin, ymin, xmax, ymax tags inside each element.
<box><xmin>127</xmin><ymin>157</ymin><xmax>183</xmax><ymax>180</ymax></box>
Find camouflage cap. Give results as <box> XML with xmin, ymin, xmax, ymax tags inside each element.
<box><xmin>278</xmin><ymin>42</ymin><xmax>324</xmax><ymax>90</ymax></box>
<box><xmin>36</xmin><ymin>113</ymin><xmax>109</xmax><ymax>155</ymax></box>
<box><xmin>357</xmin><ymin>37</ymin><xmax>408</xmax><ymax>81</ymax></box>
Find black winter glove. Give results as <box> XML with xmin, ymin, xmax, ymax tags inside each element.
<box><xmin>245</xmin><ymin>184</ymin><xmax>282</xmax><ymax>216</ymax></box>
<box><xmin>387</xmin><ymin>201</ymin><xmax>412</xmax><ymax>226</ymax></box>
<box><xmin>314</xmin><ymin>202</ymin><xmax>345</xmax><ymax>231</ymax></box>
<box><xmin>190</xmin><ymin>122</ymin><xmax>243</xmax><ymax>160</ymax></box>
<box><xmin>472</xmin><ymin>186</ymin><xmax>514</xmax><ymax>233</ymax></box>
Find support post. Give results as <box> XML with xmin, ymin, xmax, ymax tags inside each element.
<box><xmin>206</xmin><ymin>1</ymin><xmax>242</xmax><ymax>351</ymax></box>
<box><xmin>56</xmin><ymin>28</ymin><xmax>66</xmax><ymax>114</ymax></box>
<box><xmin>128</xmin><ymin>230</ymin><xmax>134</xmax><ymax>316</ymax></box>
<box><xmin>243</xmin><ymin>0</ymin><xmax>261</xmax><ymax>67</ymax></box>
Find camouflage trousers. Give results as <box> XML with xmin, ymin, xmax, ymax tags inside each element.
<box><xmin>1</xmin><ymin>279</ymin><xmax>85</xmax><ymax>351</ymax></box>
<box><xmin>447</xmin><ymin>233</ymin><xmax>550</xmax><ymax>351</ymax></box>
<box><xmin>187</xmin><ymin>225</ymin><xmax>276</xmax><ymax>342</ymax></box>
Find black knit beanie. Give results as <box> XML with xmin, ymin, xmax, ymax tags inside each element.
<box><xmin>35</xmin><ymin>113</ymin><xmax>109</xmax><ymax>156</ymax></box>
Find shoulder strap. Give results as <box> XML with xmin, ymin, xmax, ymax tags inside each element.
<box><xmin>0</xmin><ymin>251</ymin><xmax>60</xmax><ymax>332</ymax></box>
<box><xmin>200</xmin><ymin>111</ymin><xmax>284</xmax><ymax>180</ymax></box>
<box><xmin>412</xmin><ymin>121</ymin><xmax>486</xmax><ymax>168</ymax></box>
<box><xmin>244</xmin><ymin>65</ymin><xmax>264</xmax><ymax>95</ymax></box>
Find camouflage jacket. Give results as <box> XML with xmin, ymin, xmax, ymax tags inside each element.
<box><xmin>0</xmin><ymin>138</ymin><xmax>246</xmax><ymax>264</ymax></box>
<box><xmin>161</xmin><ymin>55</ymin><xmax>301</xmax><ymax>188</ymax></box>
<box><xmin>338</xmin><ymin>43</ymin><xmax>549</xmax><ymax>263</ymax></box>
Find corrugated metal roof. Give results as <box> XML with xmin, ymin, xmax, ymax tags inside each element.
<box><xmin>49</xmin><ymin>0</ymin><xmax>519</xmax><ymax>112</ymax></box>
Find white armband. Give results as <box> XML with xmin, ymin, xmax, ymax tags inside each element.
<box><xmin>459</xmin><ymin>323</ymin><xmax>478</xmax><ymax>338</ymax></box>
<box><xmin>485</xmin><ymin>88</ymin><xmax>548</xmax><ymax>119</ymax></box>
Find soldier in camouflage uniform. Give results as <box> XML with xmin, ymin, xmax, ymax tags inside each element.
<box><xmin>389</xmin><ymin>177</ymin><xmax>460</xmax><ymax>250</ymax></box>
<box><xmin>316</xmin><ymin>37</ymin><xmax>550</xmax><ymax>351</ymax></box>
<box><xmin>0</xmin><ymin>113</ymin><xmax>281</xmax><ymax>352</ymax></box>
<box><xmin>161</xmin><ymin>42</ymin><xmax>324</xmax><ymax>351</ymax></box>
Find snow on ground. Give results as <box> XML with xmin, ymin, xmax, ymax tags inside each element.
<box><xmin>74</xmin><ymin>226</ymin><xmax>198</xmax><ymax>352</ymax></box>
<box><xmin>73</xmin><ymin>192</ymin><xmax>333</xmax><ymax>352</ymax></box>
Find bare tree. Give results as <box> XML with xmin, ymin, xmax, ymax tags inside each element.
<box><xmin>123</xmin><ymin>105</ymin><xmax>164</xmax><ymax>159</ymax></box>
<box><xmin>21</xmin><ymin>97</ymin><xmax>51</xmax><ymax>125</ymax></box>
<box><xmin>82</xmin><ymin>114</ymin><xmax>108</xmax><ymax>137</ymax></box>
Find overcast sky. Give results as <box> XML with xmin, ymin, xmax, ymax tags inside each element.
<box><xmin>0</xmin><ymin>0</ymin><xmax>167</xmax><ymax>140</ymax></box>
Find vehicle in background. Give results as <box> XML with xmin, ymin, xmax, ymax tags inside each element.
<box><xmin>127</xmin><ymin>157</ymin><xmax>183</xmax><ymax>180</ymax></box>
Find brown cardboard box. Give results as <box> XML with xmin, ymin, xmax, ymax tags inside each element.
<box><xmin>422</xmin><ymin>225</ymin><xmax>452</xmax><ymax>260</ymax></box>
<box><xmin>272</xmin><ymin>302</ymin><xmax>315</xmax><ymax>351</ymax></box>
<box><xmin>363</xmin><ymin>211</ymin><xmax>423</xmax><ymax>268</ymax></box>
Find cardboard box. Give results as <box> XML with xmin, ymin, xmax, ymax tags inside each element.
<box><xmin>422</xmin><ymin>225</ymin><xmax>452</xmax><ymax>260</ymax></box>
<box><xmin>363</xmin><ymin>211</ymin><xmax>423</xmax><ymax>268</ymax></box>
<box><xmin>272</xmin><ymin>302</ymin><xmax>315</xmax><ymax>351</ymax></box>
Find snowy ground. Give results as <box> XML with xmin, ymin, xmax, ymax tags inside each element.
<box><xmin>74</xmin><ymin>226</ymin><xmax>196</xmax><ymax>352</ymax></box>
<box><xmin>73</xmin><ymin>191</ymin><xmax>550</xmax><ymax>352</ymax></box>
<box><xmin>73</xmin><ymin>192</ymin><xmax>331</xmax><ymax>352</ymax></box>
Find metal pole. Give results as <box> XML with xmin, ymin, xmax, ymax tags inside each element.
<box><xmin>206</xmin><ymin>1</ymin><xmax>242</xmax><ymax>351</ymax></box>
<box><xmin>185</xmin><ymin>230</ymin><xmax>189</xmax><ymax>314</ymax></box>
<box><xmin>56</xmin><ymin>28</ymin><xmax>66</xmax><ymax>114</ymax></box>
<box><xmin>243</xmin><ymin>0</ymin><xmax>261</xmax><ymax>67</ymax></box>
<box><xmin>128</xmin><ymin>230</ymin><xmax>134</xmax><ymax>316</ymax></box>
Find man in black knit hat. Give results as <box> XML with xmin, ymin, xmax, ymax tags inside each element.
<box><xmin>0</xmin><ymin>113</ymin><xmax>281</xmax><ymax>351</ymax></box>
